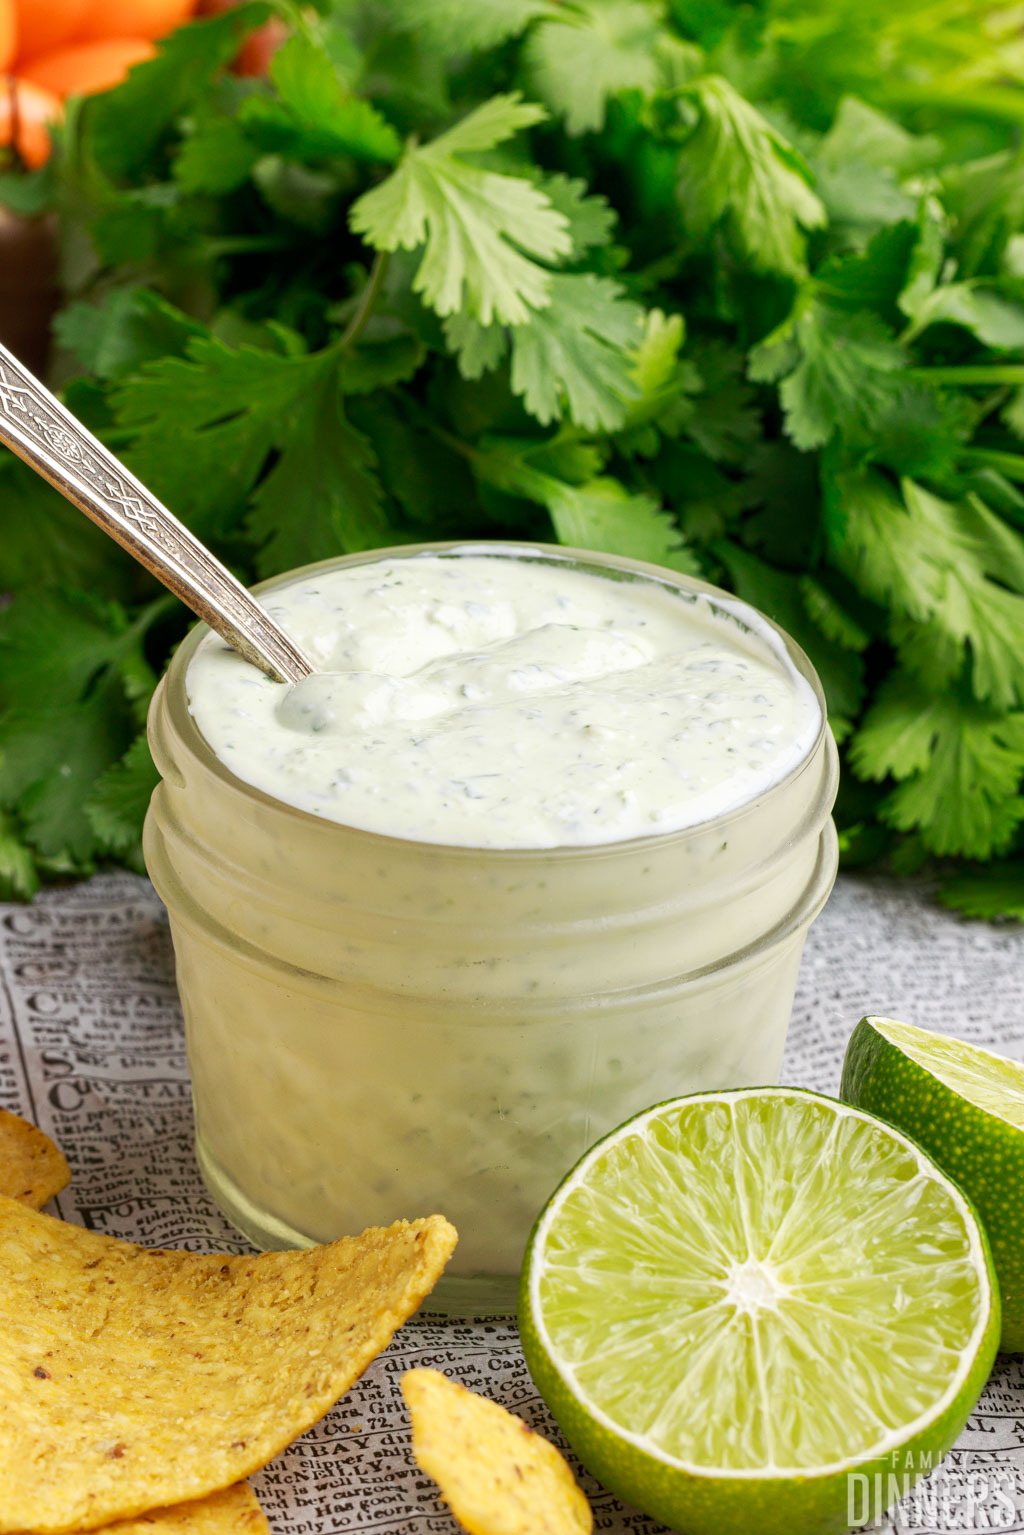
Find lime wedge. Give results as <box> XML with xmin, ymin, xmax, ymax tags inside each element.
<box><xmin>843</xmin><ymin>1014</ymin><xmax>1024</xmax><ymax>1353</ymax></box>
<box><xmin>519</xmin><ymin>1088</ymin><xmax>998</xmax><ymax>1535</ymax></box>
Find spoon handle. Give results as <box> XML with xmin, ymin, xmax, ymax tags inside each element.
<box><xmin>0</xmin><ymin>343</ymin><xmax>314</xmax><ymax>685</ymax></box>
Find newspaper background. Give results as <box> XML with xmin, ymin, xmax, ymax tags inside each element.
<box><xmin>1</xmin><ymin>870</ymin><xmax>1023</xmax><ymax>1534</ymax></box>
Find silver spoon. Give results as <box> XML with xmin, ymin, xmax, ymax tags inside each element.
<box><xmin>0</xmin><ymin>341</ymin><xmax>314</xmax><ymax>684</ymax></box>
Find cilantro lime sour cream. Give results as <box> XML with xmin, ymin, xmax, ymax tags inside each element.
<box><xmin>146</xmin><ymin>545</ymin><xmax>837</xmax><ymax>1305</ymax></box>
<box><xmin>185</xmin><ymin>550</ymin><xmax>820</xmax><ymax>845</ymax></box>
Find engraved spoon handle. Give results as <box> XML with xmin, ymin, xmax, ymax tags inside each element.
<box><xmin>0</xmin><ymin>342</ymin><xmax>314</xmax><ymax>684</ymax></box>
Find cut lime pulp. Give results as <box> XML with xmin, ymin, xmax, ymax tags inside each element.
<box><xmin>520</xmin><ymin>1087</ymin><xmax>999</xmax><ymax>1535</ymax></box>
<box><xmin>843</xmin><ymin>1014</ymin><xmax>1024</xmax><ymax>1353</ymax></box>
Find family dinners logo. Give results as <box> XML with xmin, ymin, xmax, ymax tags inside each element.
<box><xmin>848</xmin><ymin>1452</ymin><xmax>1024</xmax><ymax>1530</ymax></box>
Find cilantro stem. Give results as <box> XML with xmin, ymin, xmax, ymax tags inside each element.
<box><xmin>204</xmin><ymin>236</ymin><xmax>296</xmax><ymax>256</ymax></box>
<box><xmin>961</xmin><ymin>448</ymin><xmax>1024</xmax><ymax>482</ymax></box>
<box><xmin>414</xmin><ymin>411</ymin><xmax>479</xmax><ymax>464</ymax></box>
<box><xmin>908</xmin><ymin>366</ymin><xmax>1024</xmax><ymax>386</ymax></box>
<box><xmin>125</xmin><ymin>593</ymin><xmax>177</xmax><ymax>643</ymax></box>
<box><xmin>393</xmin><ymin>395</ymin><xmax>490</xmax><ymax>472</ymax></box>
<box><xmin>885</xmin><ymin>82</ymin><xmax>1024</xmax><ymax>126</ymax></box>
<box><xmin>339</xmin><ymin>252</ymin><xmax>389</xmax><ymax>350</ymax></box>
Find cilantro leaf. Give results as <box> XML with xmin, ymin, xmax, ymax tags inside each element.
<box><xmin>653</xmin><ymin>443</ymin><xmax>749</xmax><ymax>544</ymax></box>
<box><xmin>813</xmin><ymin>98</ymin><xmax>934</xmax><ymax>235</ymax></box>
<box><xmin>544</xmin><ymin>477</ymin><xmax>697</xmax><ymax>569</ymax></box>
<box><xmin>536</xmin><ymin>172</ymin><xmax>616</xmax><ymax>257</ymax></box>
<box><xmin>677</xmin><ymin>76</ymin><xmax>826</xmax><ymax>277</ymax></box>
<box><xmin>750</xmin><ymin>298</ymin><xmax>904</xmax><ymax>451</ymax></box>
<box><xmin>85</xmin><ymin>734</ymin><xmax>160</xmax><ymax>862</ymax></box>
<box><xmin>115</xmin><ymin>632</ymin><xmax>160</xmax><ymax>728</ymax></box>
<box><xmin>10</xmin><ymin>681</ymin><xmax>133</xmax><ymax>862</ymax></box>
<box><xmin>251</xmin><ymin>156</ymin><xmax>341</xmax><ymax>230</ymax></box>
<box><xmin>716</xmin><ymin>541</ymin><xmax>866</xmax><ymax>737</ymax></box>
<box><xmin>238</xmin><ymin>35</ymin><xmax>401</xmax><ymax>165</ymax></box>
<box><xmin>0</xmin><ymin>590</ymin><xmax>132</xmax><ymax>711</ymax></box>
<box><xmin>353</xmin><ymin>399</ymin><xmax>479</xmax><ymax>532</ymax></box>
<box><xmin>901</xmin><ymin>281</ymin><xmax>1024</xmax><ymax>348</ymax></box>
<box><xmin>246</xmin><ymin>362</ymin><xmax>392</xmax><ymax>575</ymax></box>
<box><xmin>525</xmin><ymin>440</ymin><xmax>609</xmax><ymax>484</ymax></box>
<box><xmin>898</xmin><ymin>205</ymin><xmax>946</xmax><ymax>318</ymax></box>
<box><xmin>850</xmin><ymin>671</ymin><xmax>1024</xmax><ymax>858</ymax></box>
<box><xmin>173</xmin><ymin>114</ymin><xmax>261</xmax><ymax>195</ymax></box>
<box><xmin>0</xmin><ymin>458</ymin><xmax>134</xmax><ymax>597</ymax></box>
<box><xmin>524</xmin><ymin>0</ymin><xmax>666</xmax><ymax>135</ymax></box>
<box><xmin>0</xmin><ymin>811</ymin><xmax>37</xmax><ymax>901</ymax></box>
<box><xmin>0</xmin><ymin>594</ymin><xmax>146</xmax><ymax>864</ymax></box>
<box><xmin>54</xmin><ymin>288</ymin><xmax>205</xmax><ymax>380</ymax></box>
<box><xmin>814</xmin><ymin>164</ymin><xmax>915</xmax><ymax>239</ymax></box>
<box><xmin>820</xmin><ymin>97</ymin><xmax>940</xmax><ymax>180</ymax></box>
<box><xmin>623</xmin><ymin>309</ymin><xmax>691</xmax><ymax>415</ymax></box>
<box><xmin>86</xmin><ymin>184</ymin><xmax>185</xmax><ymax>270</ymax></box>
<box><xmin>16</xmin><ymin>0</ymin><xmax>1024</xmax><ymax>907</ymax></box>
<box><xmin>739</xmin><ymin>442</ymin><xmax>820</xmax><ymax>566</ymax></box>
<box><xmin>350</xmin><ymin>94</ymin><xmax>570</xmax><ymax>324</ymax></box>
<box><xmin>335</xmin><ymin>330</ymin><xmax>425</xmax><ymax>394</ymax></box>
<box><xmin>613</xmin><ymin>309</ymin><xmax>702</xmax><ymax>456</ymax></box>
<box><xmin>682</xmin><ymin>342</ymin><xmax>760</xmax><ymax>465</ymax></box>
<box><xmin>799</xmin><ymin>575</ymin><xmax>871</xmax><ymax>652</ymax></box>
<box><xmin>387</xmin><ymin>0</ymin><xmax>553</xmax><ymax>53</ymax></box>
<box><xmin>474</xmin><ymin>439</ymin><xmax>694</xmax><ymax>567</ymax></box>
<box><xmin>829</xmin><ymin>471</ymin><xmax>1024</xmax><ymax>710</ymax></box>
<box><xmin>113</xmin><ymin>338</ymin><xmax>319</xmax><ymax>540</ymax></box>
<box><xmin>939</xmin><ymin>866</ymin><xmax>1024</xmax><ymax>922</ymax></box>
<box><xmin>866</xmin><ymin>384</ymin><xmax>973</xmax><ymax>481</ymax></box>
<box><xmin>85</xmin><ymin>4</ymin><xmax>269</xmax><ymax>179</ymax></box>
<box><xmin>442</xmin><ymin>313</ymin><xmax>508</xmax><ymax>380</ymax></box>
<box><xmin>815</xmin><ymin>221</ymin><xmax>918</xmax><ymax>320</ymax></box>
<box><xmin>509</xmin><ymin>273</ymin><xmax>643</xmax><ymax>429</ymax></box>
<box><xmin>942</xmin><ymin>150</ymin><xmax>1024</xmax><ymax>280</ymax></box>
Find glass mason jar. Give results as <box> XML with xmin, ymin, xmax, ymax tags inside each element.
<box><xmin>144</xmin><ymin>543</ymin><xmax>839</xmax><ymax>1312</ymax></box>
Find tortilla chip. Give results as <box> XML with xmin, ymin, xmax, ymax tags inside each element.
<box><xmin>0</xmin><ymin>1108</ymin><xmax>70</xmax><ymax>1208</ymax></box>
<box><xmin>97</xmin><ymin>1483</ymin><xmax>268</xmax><ymax>1535</ymax></box>
<box><xmin>402</xmin><ymin>1368</ymin><xmax>592</xmax><ymax>1535</ymax></box>
<box><xmin>0</xmin><ymin>1198</ymin><xmax>456</xmax><ymax>1534</ymax></box>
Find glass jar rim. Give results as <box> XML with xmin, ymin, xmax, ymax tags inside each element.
<box><xmin>159</xmin><ymin>539</ymin><xmax>831</xmax><ymax>861</ymax></box>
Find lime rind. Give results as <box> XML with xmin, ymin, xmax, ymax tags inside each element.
<box><xmin>843</xmin><ymin>1015</ymin><xmax>1024</xmax><ymax>1355</ymax></box>
<box><xmin>864</xmin><ymin>1015</ymin><xmax>1024</xmax><ymax>1131</ymax></box>
<box><xmin>525</xmin><ymin>1088</ymin><xmax>995</xmax><ymax>1483</ymax></box>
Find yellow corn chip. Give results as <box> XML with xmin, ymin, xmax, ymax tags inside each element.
<box><xmin>402</xmin><ymin>1368</ymin><xmax>592</xmax><ymax>1535</ymax></box>
<box><xmin>0</xmin><ymin>1108</ymin><xmax>70</xmax><ymax>1208</ymax></box>
<box><xmin>96</xmin><ymin>1483</ymin><xmax>268</xmax><ymax>1535</ymax></box>
<box><xmin>0</xmin><ymin>1198</ymin><xmax>456</xmax><ymax>1534</ymax></box>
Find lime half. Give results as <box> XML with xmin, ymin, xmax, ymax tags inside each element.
<box><xmin>520</xmin><ymin>1088</ymin><xmax>998</xmax><ymax>1535</ymax></box>
<box><xmin>843</xmin><ymin>1014</ymin><xmax>1024</xmax><ymax>1353</ymax></box>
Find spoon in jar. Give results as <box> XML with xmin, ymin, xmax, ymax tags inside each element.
<box><xmin>0</xmin><ymin>340</ymin><xmax>315</xmax><ymax>684</ymax></box>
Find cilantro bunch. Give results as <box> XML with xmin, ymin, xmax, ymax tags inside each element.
<box><xmin>4</xmin><ymin>0</ymin><xmax>1024</xmax><ymax>916</ymax></box>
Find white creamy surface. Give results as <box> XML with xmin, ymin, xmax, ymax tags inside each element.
<box><xmin>185</xmin><ymin>551</ymin><xmax>822</xmax><ymax>849</ymax></box>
